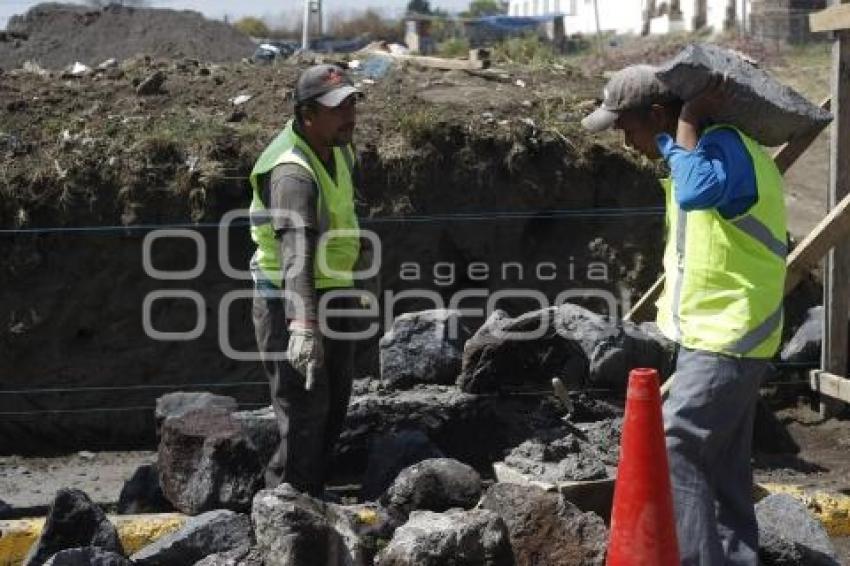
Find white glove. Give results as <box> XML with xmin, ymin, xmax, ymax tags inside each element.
<box><xmin>287</xmin><ymin>327</ymin><xmax>324</xmax><ymax>391</ymax></box>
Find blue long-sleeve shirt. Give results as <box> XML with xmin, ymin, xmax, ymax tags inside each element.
<box><xmin>656</xmin><ymin>127</ymin><xmax>757</xmax><ymax>219</ymax></box>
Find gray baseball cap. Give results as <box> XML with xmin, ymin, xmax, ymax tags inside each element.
<box><xmin>295</xmin><ymin>64</ymin><xmax>361</xmax><ymax>107</ymax></box>
<box><xmin>581</xmin><ymin>65</ymin><xmax>676</xmax><ymax>132</ymax></box>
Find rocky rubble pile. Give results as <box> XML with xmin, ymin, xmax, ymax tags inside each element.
<box><xmin>18</xmin><ymin>302</ymin><xmax>831</xmax><ymax>565</ymax></box>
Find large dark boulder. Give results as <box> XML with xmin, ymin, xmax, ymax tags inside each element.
<box><xmin>158</xmin><ymin>408</ymin><xmax>263</xmax><ymax>515</ymax></box>
<box><xmin>756</xmin><ymin>494</ymin><xmax>840</xmax><ymax>566</ymax></box>
<box><xmin>155</xmin><ymin>392</ymin><xmax>238</xmax><ymax>435</ymax></box>
<box><xmin>381</xmin><ymin>458</ymin><xmax>483</xmax><ymax>524</ymax></box>
<box><xmin>339</xmin><ymin>387</ymin><xmax>523</xmax><ymax>479</ymax></box>
<box><xmin>376</xmin><ymin>509</ymin><xmax>514</xmax><ymax>566</ymax></box>
<box><xmin>458</xmin><ymin>304</ymin><xmax>670</xmax><ymax>394</ymax></box>
<box><xmin>231</xmin><ymin>407</ymin><xmax>278</xmax><ymax>469</ymax></box>
<box><xmin>131</xmin><ymin>510</ymin><xmax>252</xmax><ymax>566</ymax></box>
<box><xmin>252</xmin><ymin>483</ymin><xmax>373</xmax><ymax>566</ymax></box>
<box><xmin>24</xmin><ymin>489</ymin><xmax>123</xmax><ymax>566</ymax></box>
<box><xmin>361</xmin><ymin>430</ymin><xmax>445</xmax><ymax>501</ymax></box>
<box><xmin>458</xmin><ymin>308</ymin><xmax>586</xmax><ymax>394</ymax></box>
<box><xmin>479</xmin><ymin>483</ymin><xmax>607</xmax><ymax>566</ymax></box>
<box><xmin>43</xmin><ymin>548</ymin><xmax>132</xmax><ymax>566</ymax></box>
<box><xmin>379</xmin><ymin>309</ymin><xmax>470</xmax><ymax>389</ymax></box>
<box><xmin>657</xmin><ymin>43</ymin><xmax>833</xmax><ymax>147</ymax></box>
<box><xmin>117</xmin><ymin>463</ymin><xmax>173</xmax><ymax>515</ymax></box>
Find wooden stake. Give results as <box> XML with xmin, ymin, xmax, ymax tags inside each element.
<box><xmin>819</xmin><ymin>1</ymin><xmax>850</xmax><ymax>417</ymax></box>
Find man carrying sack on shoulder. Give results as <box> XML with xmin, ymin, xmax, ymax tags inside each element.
<box><xmin>582</xmin><ymin>65</ymin><xmax>786</xmax><ymax>565</ymax></box>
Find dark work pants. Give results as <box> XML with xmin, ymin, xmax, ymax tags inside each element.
<box><xmin>663</xmin><ymin>347</ymin><xmax>770</xmax><ymax>566</ymax></box>
<box><xmin>252</xmin><ymin>281</ymin><xmax>355</xmax><ymax>497</ymax></box>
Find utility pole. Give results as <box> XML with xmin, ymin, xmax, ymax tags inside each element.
<box><xmin>302</xmin><ymin>0</ymin><xmax>310</xmax><ymax>51</ymax></box>
<box><xmin>592</xmin><ymin>0</ymin><xmax>603</xmax><ymax>52</ymax></box>
<box><xmin>317</xmin><ymin>0</ymin><xmax>323</xmax><ymax>38</ymax></box>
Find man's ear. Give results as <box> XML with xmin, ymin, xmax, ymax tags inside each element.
<box><xmin>301</xmin><ymin>104</ymin><xmax>316</xmax><ymax>128</ymax></box>
<box><xmin>649</xmin><ymin>104</ymin><xmax>668</xmax><ymax>127</ymax></box>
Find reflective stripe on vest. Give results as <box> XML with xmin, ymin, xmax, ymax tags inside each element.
<box><xmin>248</xmin><ymin>121</ymin><xmax>360</xmax><ymax>289</ymax></box>
<box><xmin>655</xmin><ymin>125</ymin><xmax>787</xmax><ymax>358</ymax></box>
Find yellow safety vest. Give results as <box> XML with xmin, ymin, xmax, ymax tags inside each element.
<box><xmin>656</xmin><ymin>125</ymin><xmax>787</xmax><ymax>358</ymax></box>
<box><xmin>248</xmin><ymin>120</ymin><xmax>360</xmax><ymax>289</ymax></box>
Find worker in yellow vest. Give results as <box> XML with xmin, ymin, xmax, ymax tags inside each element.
<box><xmin>583</xmin><ymin>66</ymin><xmax>786</xmax><ymax>565</ymax></box>
<box><xmin>249</xmin><ymin>64</ymin><xmax>361</xmax><ymax>497</ymax></box>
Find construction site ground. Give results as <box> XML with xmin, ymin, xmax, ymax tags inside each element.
<box><xmin>2</xmin><ymin>4</ymin><xmax>849</xmax><ymax>562</ymax></box>
<box><xmin>1</xmin><ymin>401</ymin><xmax>849</xmax><ymax>561</ymax></box>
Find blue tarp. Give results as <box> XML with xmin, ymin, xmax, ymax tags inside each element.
<box><xmin>465</xmin><ymin>15</ymin><xmax>556</xmax><ymax>32</ymax></box>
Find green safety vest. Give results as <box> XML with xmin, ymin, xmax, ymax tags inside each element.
<box><xmin>656</xmin><ymin>125</ymin><xmax>787</xmax><ymax>358</ymax></box>
<box><xmin>248</xmin><ymin>120</ymin><xmax>360</xmax><ymax>289</ymax></box>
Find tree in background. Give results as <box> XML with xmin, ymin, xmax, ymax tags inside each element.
<box><xmin>328</xmin><ymin>9</ymin><xmax>402</xmax><ymax>42</ymax></box>
<box><xmin>407</xmin><ymin>0</ymin><xmax>432</xmax><ymax>15</ymax></box>
<box><xmin>233</xmin><ymin>16</ymin><xmax>271</xmax><ymax>38</ymax></box>
<box><xmin>462</xmin><ymin>0</ymin><xmax>507</xmax><ymax>17</ymax></box>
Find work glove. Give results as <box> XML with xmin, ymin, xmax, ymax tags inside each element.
<box><xmin>287</xmin><ymin>327</ymin><xmax>324</xmax><ymax>391</ymax></box>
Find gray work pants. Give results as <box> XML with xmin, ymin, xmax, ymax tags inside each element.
<box><xmin>663</xmin><ymin>347</ymin><xmax>770</xmax><ymax>566</ymax></box>
<box><xmin>252</xmin><ymin>281</ymin><xmax>355</xmax><ymax>497</ymax></box>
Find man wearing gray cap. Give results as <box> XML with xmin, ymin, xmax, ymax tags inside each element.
<box><xmin>584</xmin><ymin>65</ymin><xmax>786</xmax><ymax>565</ymax></box>
<box><xmin>248</xmin><ymin>64</ymin><xmax>362</xmax><ymax>497</ymax></box>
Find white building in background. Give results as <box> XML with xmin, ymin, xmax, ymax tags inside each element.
<box><xmin>507</xmin><ymin>0</ymin><xmax>645</xmax><ymax>35</ymax></box>
<box><xmin>506</xmin><ymin>0</ymin><xmax>752</xmax><ymax>36</ymax></box>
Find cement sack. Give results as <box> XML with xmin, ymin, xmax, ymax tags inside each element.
<box><xmin>656</xmin><ymin>43</ymin><xmax>832</xmax><ymax>147</ymax></box>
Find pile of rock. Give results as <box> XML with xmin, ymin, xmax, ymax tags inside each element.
<box><xmin>27</xmin><ymin>478</ymin><xmax>840</xmax><ymax>565</ymax></box>
<box><xmin>26</xmin><ymin>457</ymin><xmax>609</xmax><ymax>566</ymax></box>
<box><xmin>18</xmin><ymin>299</ymin><xmax>838</xmax><ymax>565</ymax></box>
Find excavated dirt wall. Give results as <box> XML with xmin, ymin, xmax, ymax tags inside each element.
<box><xmin>0</xmin><ymin>55</ymin><xmax>666</xmax><ymax>454</ymax></box>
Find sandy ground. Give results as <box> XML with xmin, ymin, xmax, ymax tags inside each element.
<box><xmin>754</xmin><ymin>403</ymin><xmax>850</xmax><ymax>563</ymax></box>
<box><xmin>0</xmin><ymin>450</ymin><xmax>155</xmax><ymax>513</ymax></box>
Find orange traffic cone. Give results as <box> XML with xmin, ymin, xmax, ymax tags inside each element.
<box><xmin>607</xmin><ymin>368</ymin><xmax>680</xmax><ymax>566</ymax></box>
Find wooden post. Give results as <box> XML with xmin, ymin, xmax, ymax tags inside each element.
<box><xmin>816</xmin><ymin>0</ymin><xmax>850</xmax><ymax>417</ymax></box>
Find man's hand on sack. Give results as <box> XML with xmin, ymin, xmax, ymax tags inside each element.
<box><xmin>678</xmin><ymin>74</ymin><xmax>731</xmax><ymax>150</ymax></box>
<box><xmin>287</xmin><ymin>320</ymin><xmax>323</xmax><ymax>391</ymax></box>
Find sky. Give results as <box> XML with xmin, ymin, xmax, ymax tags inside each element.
<box><xmin>0</xmin><ymin>0</ymin><xmax>472</xmax><ymax>29</ymax></box>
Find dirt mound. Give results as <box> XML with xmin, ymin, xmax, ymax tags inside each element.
<box><xmin>0</xmin><ymin>2</ymin><xmax>255</xmax><ymax>69</ymax></box>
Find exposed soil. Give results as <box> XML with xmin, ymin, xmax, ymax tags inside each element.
<box><xmin>0</xmin><ymin>38</ymin><xmax>678</xmax><ymax>454</ymax></box>
<box><xmin>0</xmin><ymin>3</ymin><xmax>256</xmax><ymax>70</ymax></box>
<box><xmin>754</xmin><ymin>403</ymin><xmax>850</xmax><ymax>563</ymax></box>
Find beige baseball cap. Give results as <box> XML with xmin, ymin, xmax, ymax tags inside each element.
<box><xmin>295</xmin><ymin>64</ymin><xmax>361</xmax><ymax>108</ymax></box>
<box><xmin>581</xmin><ymin>65</ymin><xmax>677</xmax><ymax>132</ymax></box>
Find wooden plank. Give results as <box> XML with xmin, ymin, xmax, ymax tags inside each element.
<box><xmin>821</xmin><ymin>23</ymin><xmax>850</xmax><ymax>416</ymax></box>
<box><xmin>624</xmin><ymin>100</ymin><xmax>831</xmax><ymax>324</ymax></box>
<box><xmin>367</xmin><ymin>50</ymin><xmax>486</xmax><ymax>71</ymax></box>
<box><xmin>623</xmin><ymin>275</ymin><xmax>664</xmax><ymax>322</ymax></box>
<box><xmin>810</xmin><ymin>370</ymin><xmax>850</xmax><ymax>404</ymax></box>
<box><xmin>810</xmin><ymin>4</ymin><xmax>850</xmax><ymax>33</ymax></box>
<box><xmin>785</xmin><ymin>189</ymin><xmax>850</xmax><ymax>293</ymax></box>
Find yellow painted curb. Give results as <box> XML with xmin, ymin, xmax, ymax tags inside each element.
<box><xmin>0</xmin><ymin>513</ymin><xmax>186</xmax><ymax>566</ymax></box>
<box><xmin>756</xmin><ymin>483</ymin><xmax>850</xmax><ymax>537</ymax></box>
